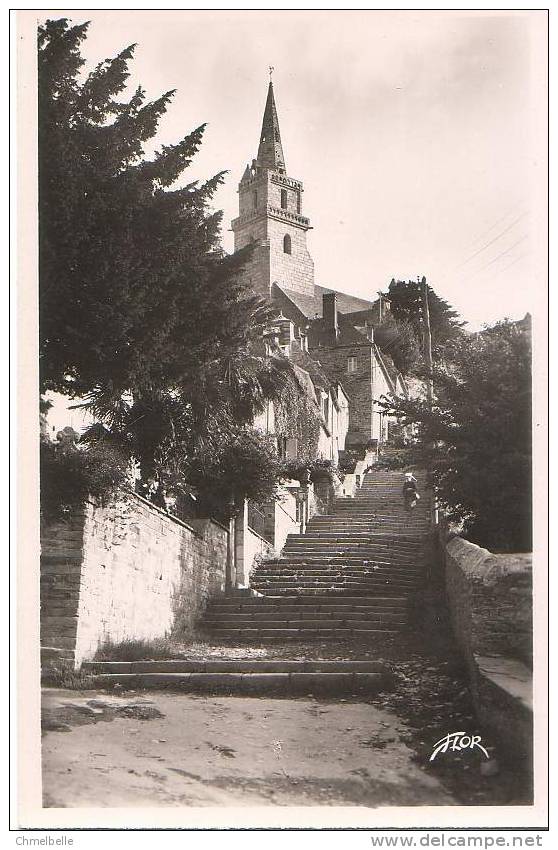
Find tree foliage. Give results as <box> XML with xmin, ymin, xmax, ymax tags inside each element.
<box><xmin>185</xmin><ymin>428</ymin><xmax>284</xmax><ymax>520</ymax></box>
<box><xmin>39</xmin><ymin>17</ymin><xmax>263</xmax><ymax>401</ymax></box>
<box><xmin>40</xmin><ymin>436</ymin><xmax>130</xmax><ymax>523</ymax></box>
<box><xmin>386</xmin><ymin>278</ymin><xmax>465</xmax><ymax>360</ymax></box>
<box><xmin>39</xmin><ymin>18</ymin><xmax>300</xmax><ymax>512</ymax></box>
<box><xmin>374</xmin><ymin>313</ymin><xmax>423</xmax><ymax>376</ymax></box>
<box><xmin>378</xmin><ymin>321</ymin><xmax>532</xmax><ymax>552</ymax></box>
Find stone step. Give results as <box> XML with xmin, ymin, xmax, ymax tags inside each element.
<box><xmin>323</xmin><ymin>506</ymin><xmax>430</xmax><ymax>522</ymax></box>
<box><xmin>307</xmin><ymin>515</ymin><xmax>429</xmax><ymax>523</ymax></box>
<box><xmin>85</xmin><ymin>670</ymin><xmax>391</xmax><ymax>695</ymax></box>
<box><xmin>209</xmin><ymin>628</ymin><xmax>402</xmax><ymax>641</ymax></box>
<box><xmin>253</xmin><ymin>573</ymin><xmax>422</xmax><ymax>585</ymax></box>
<box><xmin>281</xmin><ymin>542</ymin><xmax>425</xmax><ymax>551</ymax></box>
<box><xmin>205</xmin><ymin>616</ymin><xmax>407</xmax><ymax>628</ymax></box>
<box><xmin>255</xmin><ymin>562</ymin><xmax>424</xmax><ymax>574</ymax></box>
<box><xmin>255</xmin><ymin>562</ymin><xmax>425</xmax><ymax>573</ymax></box>
<box><xmin>83</xmin><ymin>659</ymin><xmax>388</xmax><ymax>674</ymax></box>
<box><xmin>308</xmin><ymin>510</ymin><xmax>429</xmax><ymax>528</ymax></box>
<box><xmin>251</xmin><ymin>587</ymin><xmax>409</xmax><ymax>598</ymax></box>
<box><xmin>285</xmin><ymin>535</ymin><xmax>424</xmax><ymax>544</ymax></box>
<box><xmin>210</xmin><ymin>594</ymin><xmax>407</xmax><ymax>605</ymax></box>
<box><xmin>251</xmin><ymin>581</ymin><xmax>420</xmax><ymax>593</ymax></box>
<box><xmin>206</xmin><ymin>608</ymin><xmax>407</xmax><ymax>621</ymax></box>
<box><xmin>251</xmin><ymin>588</ymin><xmax>418</xmax><ymax>599</ymax></box>
<box><xmin>317</xmin><ymin>505</ymin><xmax>429</xmax><ymax>511</ymax></box>
<box><xmin>278</xmin><ymin>550</ymin><xmax>425</xmax><ymax>560</ymax></box>
<box><xmin>281</xmin><ymin>548</ymin><xmax>424</xmax><ymax>559</ymax></box>
<box><xmin>252</xmin><ymin>567</ymin><xmax>425</xmax><ymax>581</ymax></box>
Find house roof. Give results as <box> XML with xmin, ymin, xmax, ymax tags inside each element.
<box><xmin>308</xmin><ymin>314</ymin><xmax>371</xmax><ymax>349</ymax></box>
<box><xmin>288</xmin><ymin>342</ymin><xmax>331</xmax><ymax>391</ymax></box>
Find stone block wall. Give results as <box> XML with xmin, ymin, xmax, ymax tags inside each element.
<box><xmin>267</xmin><ymin>216</ymin><xmax>314</xmax><ymax>296</ymax></box>
<box><xmin>442</xmin><ymin>534</ymin><xmax>533</xmax><ymax>772</ymax></box>
<box><xmin>40</xmin><ymin>511</ymin><xmax>87</xmax><ymax>661</ymax></box>
<box><xmin>41</xmin><ymin>492</ymin><xmax>227</xmax><ymax>667</ymax></box>
<box><xmin>310</xmin><ymin>345</ymin><xmax>373</xmax><ymax>439</ymax></box>
<box><xmin>444</xmin><ymin>537</ymin><xmax>533</xmax><ymax>670</ymax></box>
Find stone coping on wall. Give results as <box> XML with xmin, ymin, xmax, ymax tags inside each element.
<box><xmin>446</xmin><ymin>537</ymin><xmax>532</xmax><ymax>584</ymax></box>
<box><xmin>246</xmin><ymin>525</ymin><xmax>274</xmax><ymax>547</ymax></box>
<box><xmin>475</xmin><ymin>654</ymin><xmax>532</xmax><ymax>713</ymax></box>
<box><xmin>124</xmin><ymin>490</ymin><xmax>229</xmax><ymax>536</ymax></box>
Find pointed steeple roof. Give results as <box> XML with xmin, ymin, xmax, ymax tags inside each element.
<box><xmin>256</xmin><ymin>81</ymin><xmax>286</xmax><ymax>173</ymax></box>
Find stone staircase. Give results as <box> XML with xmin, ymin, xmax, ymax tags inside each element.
<box><xmin>204</xmin><ymin>469</ymin><xmax>432</xmax><ymax>642</ymax></box>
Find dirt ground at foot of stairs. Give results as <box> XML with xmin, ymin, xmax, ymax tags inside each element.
<box><xmin>42</xmin><ymin>689</ymin><xmax>459</xmax><ymax>809</ymax></box>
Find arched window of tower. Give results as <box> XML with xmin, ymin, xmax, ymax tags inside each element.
<box><xmin>253</xmin><ymin>190</ymin><xmax>258</xmax><ymax>209</ymax></box>
<box><xmin>283</xmin><ymin>234</ymin><xmax>292</xmax><ymax>255</ymax></box>
<box><xmin>281</xmin><ymin>189</ymin><xmax>287</xmax><ymax>210</ymax></box>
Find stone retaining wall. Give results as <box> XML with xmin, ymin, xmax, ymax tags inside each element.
<box><xmin>41</xmin><ymin>492</ymin><xmax>227</xmax><ymax>667</ymax></box>
<box><xmin>444</xmin><ymin>537</ymin><xmax>532</xmax><ymax>669</ymax></box>
<box><xmin>442</xmin><ymin>534</ymin><xmax>533</xmax><ymax>771</ymax></box>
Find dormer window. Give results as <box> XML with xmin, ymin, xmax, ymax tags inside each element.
<box><xmin>283</xmin><ymin>234</ymin><xmax>292</xmax><ymax>254</ymax></box>
<box><xmin>281</xmin><ymin>189</ymin><xmax>287</xmax><ymax>210</ymax></box>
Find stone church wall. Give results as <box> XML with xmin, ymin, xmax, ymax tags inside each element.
<box><xmin>41</xmin><ymin>493</ymin><xmax>227</xmax><ymax>668</ymax></box>
<box><xmin>267</xmin><ymin>217</ymin><xmax>314</xmax><ymax>295</ymax></box>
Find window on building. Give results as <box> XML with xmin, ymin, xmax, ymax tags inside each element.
<box><xmin>283</xmin><ymin>234</ymin><xmax>292</xmax><ymax>254</ymax></box>
<box><xmin>253</xmin><ymin>190</ymin><xmax>258</xmax><ymax>209</ymax></box>
<box><xmin>296</xmin><ymin>193</ymin><xmax>301</xmax><ymax>214</ymax></box>
<box><xmin>347</xmin><ymin>356</ymin><xmax>358</xmax><ymax>373</ymax></box>
<box><xmin>281</xmin><ymin>189</ymin><xmax>288</xmax><ymax>210</ymax></box>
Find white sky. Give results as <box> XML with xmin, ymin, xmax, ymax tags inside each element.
<box><xmin>39</xmin><ymin>9</ymin><xmax>547</xmax><ymax>336</ymax></box>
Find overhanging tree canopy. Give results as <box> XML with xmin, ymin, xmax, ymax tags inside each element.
<box><xmin>39</xmin><ymin>17</ymin><xmax>263</xmax><ymax>401</ymax></box>
<box><xmin>377</xmin><ymin>320</ymin><xmax>532</xmax><ymax>552</ymax></box>
<box><xmin>38</xmin><ymin>18</ymin><xmax>301</xmax><ymax>512</ymax></box>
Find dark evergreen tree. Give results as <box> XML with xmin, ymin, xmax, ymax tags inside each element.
<box><xmin>374</xmin><ymin>314</ymin><xmax>423</xmax><ymax>375</ymax></box>
<box><xmin>386</xmin><ymin>278</ymin><xmax>465</xmax><ymax>358</ymax></box>
<box><xmin>39</xmin><ymin>18</ymin><xmax>300</xmax><ymax>511</ymax></box>
<box><xmin>39</xmin><ymin>18</ymin><xmax>264</xmax><ymax>401</ymax></box>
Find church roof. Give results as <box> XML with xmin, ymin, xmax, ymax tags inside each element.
<box><xmin>256</xmin><ymin>82</ymin><xmax>286</xmax><ymax>173</ymax></box>
<box><xmin>274</xmin><ymin>283</ymin><xmax>379</xmax><ymax>320</ymax></box>
<box><xmin>316</xmin><ymin>286</ymin><xmax>380</xmax><ymax>316</ymax></box>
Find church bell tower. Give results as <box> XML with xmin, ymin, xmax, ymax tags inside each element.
<box><xmin>231</xmin><ymin>80</ymin><xmax>315</xmax><ymax>300</ymax></box>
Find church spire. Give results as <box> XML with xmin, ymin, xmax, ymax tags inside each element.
<box><xmin>256</xmin><ymin>80</ymin><xmax>286</xmax><ymax>173</ymax></box>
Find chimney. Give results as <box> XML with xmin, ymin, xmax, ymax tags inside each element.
<box><xmin>323</xmin><ymin>293</ymin><xmax>338</xmax><ymax>337</ymax></box>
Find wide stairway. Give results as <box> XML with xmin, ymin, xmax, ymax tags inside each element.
<box><xmin>205</xmin><ymin>469</ymin><xmax>431</xmax><ymax>642</ymax></box>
